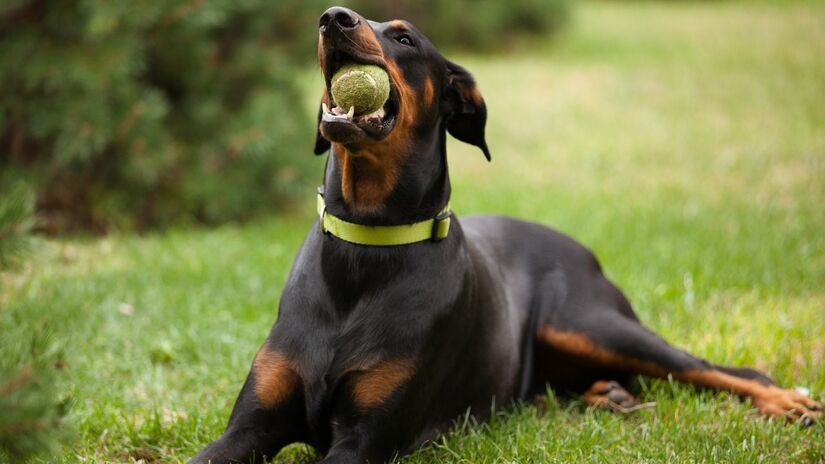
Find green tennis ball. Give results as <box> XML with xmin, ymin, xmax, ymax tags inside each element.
<box><xmin>330</xmin><ymin>64</ymin><xmax>390</xmax><ymax>116</ymax></box>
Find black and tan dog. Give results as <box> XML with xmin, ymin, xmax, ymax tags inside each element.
<box><xmin>191</xmin><ymin>7</ymin><xmax>821</xmax><ymax>463</ymax></box>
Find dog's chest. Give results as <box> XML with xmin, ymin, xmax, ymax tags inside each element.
<box><xmin>271</xmin><ymin>234</ymin><xmax>503</xmax><ymax>436</ymax></box>
<box><xmin>276</xmin><ymin>279</ymin><xmax>440</xmax><ymax>415</ymax></box>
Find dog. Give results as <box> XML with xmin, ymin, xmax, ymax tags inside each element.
<box><xmin>191</xmin><ymin>7</ymin><xmax>822</xmax><ymax>463</ymax></box>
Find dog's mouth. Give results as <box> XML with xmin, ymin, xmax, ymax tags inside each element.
<box><xmin>319</xmin><ymin>52</ymin><xmax>399</xmax><ymax>145</ymax></box>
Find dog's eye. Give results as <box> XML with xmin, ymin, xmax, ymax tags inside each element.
<box><xmin>396</xmin><ymin>35</ymin><xmax>414</xmax><ymax>46</ymax></box>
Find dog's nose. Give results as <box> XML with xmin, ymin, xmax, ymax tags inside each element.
<box><xmin>320</xmin><ymin>7</ymin><xmax>360</xmax><ymax>32</ymax></box>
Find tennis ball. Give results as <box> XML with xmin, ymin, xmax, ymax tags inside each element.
<box><xmin>331</xmin><ymin>64</ymin><xmax>390</xmax><ymax>116</ymax></box>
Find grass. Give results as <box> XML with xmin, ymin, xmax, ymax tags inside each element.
<box><xmin>2</xmin><ymin>0</ymin><xmax>825</xmax><ymax>462</ymax></box>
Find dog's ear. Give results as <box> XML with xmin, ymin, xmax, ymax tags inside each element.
<box><xmin>445</xmin><ymin>60</ymin><xmax>491</xmax><ymax>161</ymax></box>
<box><xmin>314</xmin><ymin>102</ymin><xmax>331</xmax><ymax>155</ymax></box>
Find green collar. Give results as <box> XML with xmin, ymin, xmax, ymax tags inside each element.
<box><xmin>316</xmin><ymin>188</ymin><xmax>451</xmax><ymax>246</ymax></box>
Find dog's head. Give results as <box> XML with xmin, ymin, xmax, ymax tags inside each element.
<box><xmin>314</xmin><ymin>7</ymin><xmax>490</xmax><ymax>162</ymax></box>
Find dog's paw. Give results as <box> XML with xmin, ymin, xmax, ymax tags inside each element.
<box><xmin>752</xmin><ymin>386</ymin><xmax>822</xmax><ymax>426</ymax></box>
<box><xmin>583</xmin><ymin>380</ymin><xmax>655</xmax><ymax>413</ymax></box>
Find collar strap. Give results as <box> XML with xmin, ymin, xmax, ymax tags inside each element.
<box><xmin>316</xmin><ymin>188</ymin><xmax>451</xmax><ymax>246</ymax></box>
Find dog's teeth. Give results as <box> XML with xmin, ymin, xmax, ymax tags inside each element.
<box><xmin>347</xmin><ymin>106</ymin><xmax>355</xmax><ymax>118</ymax></box>
<box><xmin>322</xmin><ymin>102</ymin><xmax>330</xmax><ymax>114</ymax></box>
<box><xmin>364</xmin><ymin>108</ymin><xmax>385</xmax><ymax>119</ymax></box>
<box><xmin>332</xmin><ymin>106</ymin><xmax>343</xmax><ymax>115</ymax></box>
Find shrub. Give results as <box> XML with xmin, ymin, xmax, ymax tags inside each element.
<box><xmin>345</xmin><ymin>0</ymin><xmax>573</xmax><ymax>50</ymax></box>
<box><xmin>0</xmin><ymin>331</ymin><xmax>70</xmax><ymax>462</ymax></box>
<box><xmin>0</xmin><ymin>0</ymin><xmax>572</xmax><ymax>233</ymax></box>
<box><xmin>0</xmin><ymin>182</ymin><xmax>36</xmax><ymax>269</ymax></box>
<box><xmin>0</xmin><ymin>0</ymin><xmax>326</xmax><ymax>232</ymax></box>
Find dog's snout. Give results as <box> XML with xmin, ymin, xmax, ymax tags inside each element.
<box><xmin>320</xmin><ymin>7</ymin><xmax>360</xmax><ymax>32</ymax></box>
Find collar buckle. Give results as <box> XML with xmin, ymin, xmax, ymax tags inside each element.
<box><xmin>316</xmin><ymin>186</ymin><xmax>330</xmax><ymax>236</ymax></box>
<box><xmin>431</xmin><ymin>210</ymin><xmax>452</xmax><ymax>242</ymax></box>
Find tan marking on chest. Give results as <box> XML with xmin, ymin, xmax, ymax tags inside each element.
<box><xmin>350</xmin><ymin>359</ymin><xmax>416</xmax><ymax>410</ymax></box>
<box><xmin>252</xmin><ymin>346</ymin><xmax>301</xmax><ymax>409</ymax></box>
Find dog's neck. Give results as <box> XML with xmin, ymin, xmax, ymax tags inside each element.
<box><xmin>322</xmin><ymin>131</ymin><xmax>451</xmax><ymax>226</ymax></box>
<box><xmin>317</xmin><ymin>131</ymin><xmax>459</xmax><ymax>303</ymax></box>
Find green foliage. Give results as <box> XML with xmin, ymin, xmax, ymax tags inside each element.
<box><xmin>0</xmin><ymin>184</ymin><xmax>64</xmax><ymax>462</ymax></box>
<box><xmin>345</xmin><ymin>0</ymin><xmax>573</xmax><ymax>50</ymax></box>
<box><xmin>0</xmin><ymin>0</ymin><xmax>327</xmax><ymax>232</ymax></box>
<box><xmin>0</xmin><ymin>0</ymin><xmax>572</xmax><ymax>233</ymax></box>
<box><xmin>0</xmin><ymin>330</ymin><xmax>70</xmax><ymax>462</ymax></box>
<box><xmin>0</xmin><ymin>182</ymin><xmax>36</xmax><ymax>270</ymax></box>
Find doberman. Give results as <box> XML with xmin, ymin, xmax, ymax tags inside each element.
<box><xmin>191</xmin><ymin>7</ymin><xmax>821</xmax><ymax>463</ymax></box>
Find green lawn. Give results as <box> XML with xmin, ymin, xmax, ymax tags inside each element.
<box><xmin>3</xmin><ymin>1</ymin><xmax>825</xmax><ymax>462</ymax></box>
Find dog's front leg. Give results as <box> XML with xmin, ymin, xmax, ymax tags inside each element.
<box><xmin>190</xmin><ymin>344</ymin><xmax>308</xmax><ymax>464</ymax></box>
<box><xmin>317</xmin><ymin>422</ymin><xmax>403</xmax><ymax>464</ymax></box>
<box><xmin>318</xmin><ymin>438</ymin><xmax>360</xmax><ymax>464</ymax></box>
<box><xmin>318</xmin><ymin>359</ymin><xmax>420</xmax><ymax>464</ymax></box>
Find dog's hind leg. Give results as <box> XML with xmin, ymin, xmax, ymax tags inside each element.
<box><xmin>536</xmin><ymin>309</ymin><xmax>822</xmax><ymax>424</ymax></box>
<box><xmin>190</xmin><ymin>345</ymin><xmax>309</xmax><ymax>464</ymax></box>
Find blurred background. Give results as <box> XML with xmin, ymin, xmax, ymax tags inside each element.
<box><xmin>0</xmin><ymin>0</ymin><xmax>570</xmax><ymax>237</ymax></box>
<box><xmin>2</xmin><ymin>0</ymin><xmax>824</xmax><ymax>462</ymax></box>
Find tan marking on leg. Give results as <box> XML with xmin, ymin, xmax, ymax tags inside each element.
<box><xmin>350</xmin><ymin>359</ymin><xmax>415</xmax><ymax>410</ymax></box>
<box><xmin>677</xmin><ymin>370</ymin><xmax>822</xmax><ymax>422</ymax></box>
<box><xmin>536</xmin><ymin>327</ymin><xmax>667</xmax><ymax>377</ymax></box>
<box><xmin>252</xmin><ymin>346</ymin><xmax>301</xmax><ymax>410</ymax></box>
<box><xmin>538</xmin><ymin>327</ymin><xmax>821</xmax><ymax>422</ymax></box>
